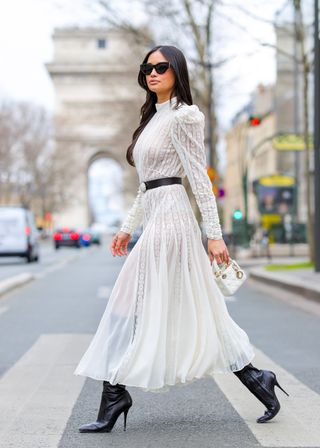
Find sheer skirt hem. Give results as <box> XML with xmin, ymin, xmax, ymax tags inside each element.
<box><xmin>74</xmin><ymin>352</ymin><xmax>255</xmax><ymax>393</ymax></box>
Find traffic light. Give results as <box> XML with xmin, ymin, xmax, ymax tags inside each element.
<box><xmin>233</xmin><ymin>209</ymin><xmax>243</xmax><ymax>220</ymax></box>
<box><xmin>232</xmin><ymin>209</ymin><xmax>247</xmax><ymax>246</ymax></box>
<box><xmin>248</xmin><ymin>115</ymin><xmax>262</xmax><ymax>127</ymax></box>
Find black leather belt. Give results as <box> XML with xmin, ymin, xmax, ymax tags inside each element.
<box><xmin>140</xmin><ymin>177</ymin><xmax>182</xmax><ymax>192</ymax></box>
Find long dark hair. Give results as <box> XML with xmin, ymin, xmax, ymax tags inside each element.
<box><xmin>126</xmin><ymin>45</ymin><xmax>193</xmax><ymax>167</ymax></box>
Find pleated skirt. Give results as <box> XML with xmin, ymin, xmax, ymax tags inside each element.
<box><xmin>74</xmin><ymin>184</ymin><xmax>255</xmax><ymax>392</ymax></box>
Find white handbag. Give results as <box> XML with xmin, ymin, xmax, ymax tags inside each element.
<box><xmin>212</xmin><ymin>258</ymin><xmax>247</xmax><ymax>296</ymax></box>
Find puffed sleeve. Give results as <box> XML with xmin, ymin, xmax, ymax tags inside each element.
<box><xmin>170</xmin><ymin>104</ymin><xmax>223</xmax><ymax>240</ymax></box>
<box><xmin>119</xmin><ymin>185</ymin><xmax>144</xmax><ymax>235</ymax></box>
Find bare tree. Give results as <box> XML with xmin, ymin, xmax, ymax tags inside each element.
<box><xmin>97</xmin><ymin>0</ymin><xmax>220</xmax><ymax>163</ymax></box>
<box><xmin>0</xmin><ymin>100</ymin><xmax>78</xmax><ymax>220</ymax></box>
<box><xmin>90</xmin><ymin>0</ymin><xmax>224</xmax><ymax>228</ymax></box>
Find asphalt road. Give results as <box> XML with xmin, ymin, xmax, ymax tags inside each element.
<box><xmin>0</xmin><ymin>239</ymin><xmax>91</xmax><ymax>282</ymax></box>
<box><xmin>0</xmin><ymin>238</ymin><xmax>319</xmax><ymax>448</ymax></box>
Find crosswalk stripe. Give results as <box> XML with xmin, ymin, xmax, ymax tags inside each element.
<box><xmin>213</xmin><ymin>345</ymin><xmax>320</xmax><ymax>447</ymax></box>
<box><xmin>0</xmin><ymin>335</ymin><xmax>319</xmax><ymax>447</ymax></box>
<box><xmin>0</xmin><ymin>334</ymin><xmax>92</xmax><ymax>448</ymax></box>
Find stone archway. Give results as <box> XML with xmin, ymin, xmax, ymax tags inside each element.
<box><xmin>87</xmin><ymin>151</ymin><xmax>124</xmax><ymax>228</ymax></box>
<box><xmin>46</xmin><ymin>26</ymin><xmax>147</xmax><ymax>230</ymax></box>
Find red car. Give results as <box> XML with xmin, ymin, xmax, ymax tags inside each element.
<box><xmin>53</xmin><ymin>228</ymin><xmax>81</xmax><ymax>249</ymax></box>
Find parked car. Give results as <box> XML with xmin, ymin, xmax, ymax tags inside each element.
<box><xmin>0</xmin><ymin>205</ymin><xmax>40</xmax><ymax>263</ymax></box>
<box><xmin>79</xmin><ymin>228</ymin><xmax>102</xmax><ymax>247</ymax></box>
<box><xmin>79</xmin><ymin>230</ymin><xmax>92</xmax><ymax>247</ymax></box>
<box><xmin>53</xmin><ymin>228</ymin><xmax>81</xmax><ymax>249</ymax></box>
<box><xmin>88</xmin><ymin>228</ymin><xmax>102</xmax><ymax>246</ymax></box>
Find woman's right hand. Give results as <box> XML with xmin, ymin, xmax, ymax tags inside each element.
<box><xmin>110</xmin><ymin>231</ymin><xmax>131</xmax><ymax>257</ymax></box>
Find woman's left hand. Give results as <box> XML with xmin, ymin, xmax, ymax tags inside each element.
<box><xmin>207</xmin><ymin>238</ymin><xmax>230</xmax><ymax>265</ymax></box>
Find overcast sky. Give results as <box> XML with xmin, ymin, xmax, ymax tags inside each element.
<box><xmin>0</xmin><ymin>0</ymin><xmax>286</xmax><ymax>128</ymax></box>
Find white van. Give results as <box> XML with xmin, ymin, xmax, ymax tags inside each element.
<box><xmin>0</xmin><ymin>206</ymin><xmax>40</xmax><ymax>263</ymax></box>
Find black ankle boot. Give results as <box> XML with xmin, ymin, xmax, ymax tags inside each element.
<box><xmin>79</xmin><ymin>381</ymin><xmax>132</xmax><ymax>433</ymax></box>
<box><xmin>233</xmin><ymin>363</ymin><xmax>289</xmax><ymax>423</ymax></box>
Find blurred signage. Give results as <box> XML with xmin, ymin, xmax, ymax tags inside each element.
<box><xmin>261</xmin><ymin>214</ymin><xmax>282</xmax><ymax>230</ymax></box>
<box><xmin>258</xmin><ymin>175</ymin><xmax>295</xmax><ymax>187</ymax></box>
<box><xmin>272</xmin><ymin>134</ymin><xmax>313</xmax><ymax>151</ymax></box>
<box><xmin>253</xmin><ymin>175</ymin><xmax>296</xmax><ymax>215</ymax></box>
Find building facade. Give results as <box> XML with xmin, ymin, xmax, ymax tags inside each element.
<box><xmin>223</xmin><ymin>16</ymin><xmax>312</xmax><ymax>242</ymax></box>
<box><xmin>224</xmin><ymin>85</ymin><xmax>277</xmax><ymax>234</ymax></box>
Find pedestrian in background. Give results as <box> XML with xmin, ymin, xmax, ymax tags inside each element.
<box><xmin>74</xmin><ymin>45</ymin><xmax>289</xmax><ymax>433</ymax></box>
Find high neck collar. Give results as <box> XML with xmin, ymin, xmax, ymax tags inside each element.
<box><xmin>155</xmin><ymin>96</ymin><xmax>178</xmax><ymax>112</ymax></box>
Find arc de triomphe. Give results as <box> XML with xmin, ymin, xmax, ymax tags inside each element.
<box><xmin>47</xmin><ymin>27</ymin><xmax>147</xmax><ymax>229</ymax></box>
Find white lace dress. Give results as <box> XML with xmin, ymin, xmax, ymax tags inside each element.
<box><xmin>74</xmin><ymin>96</ymin><xmax>255</xmax><ymax>392</ymax></box>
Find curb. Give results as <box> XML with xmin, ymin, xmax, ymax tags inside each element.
<box><xmin>0</xmin><ymin>273</ymin><xmax>34</xmax><ymax>298</ymax></box>
<box><xmin>249</xmin><ymin>268</ymin><xmax>320</xmax><ymax>304</ymax></box>
<box><xmin>0</xmin><ymin>250</ymin><xmax>89</xmax><ymax>299</ymax></box>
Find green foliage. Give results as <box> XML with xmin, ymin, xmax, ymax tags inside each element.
<box><xmin>265</xmin><ymin>261</ymin><xmax>314</xmax><ymax>271</ymax></box>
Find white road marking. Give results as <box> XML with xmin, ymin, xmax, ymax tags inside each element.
<box><xmin>0</xmin><ymin>251</ymin><xmax>89</xmax><ymax>299</ymax></box>
<box><xmin>0</xmin><ymin>335</ymin><xmax>319</xmax><ymax>447</ymax></box>
<box><xmin>0</xmin><ymin>334</ymin><xmax>92</xmax><ymax>448</ymax></box>
<box><xmin>213</xmin><ymin>345</ymin><xmax>320</xmax><ymax>447</ymax></box>
<box><xmin>97</xmin><ymin>286</ymin><xmax>112</xmax><ymax>299</ymax></box>
<box><xmin>34</xmin><ymin>253</ymin><xmax>86</xmax><ymax>279</ymax></box>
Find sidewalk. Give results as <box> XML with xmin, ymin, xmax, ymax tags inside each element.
<box><xmin>239</xmin><ymin>256</ymin><xmax>320</xmax><ymax>303</ymax></box>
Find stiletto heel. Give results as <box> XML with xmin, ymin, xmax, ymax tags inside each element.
<box><xmin>79</xmin><ymin>381</ymin><xmax>133</xmax><ymax>433</ymax></box>
<box><xmin>123</xmin><ymin>407</ymin><xmax>129</xmax><ymax>431</ymax></box>
<box><xmin>274</xmin><ymin>377</ymin><xmax>289</xmax><ymax>396</ymax></box>
<box><xmin>233</xmin><ymin>363</ymin><xmax>289</xmax><ymax>423</ymax></box>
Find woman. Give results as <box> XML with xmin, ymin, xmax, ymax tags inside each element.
<box><xmin>74</xmin><ymin>45</ymin><xmax>289</xmax><ymax>433</ymax></box>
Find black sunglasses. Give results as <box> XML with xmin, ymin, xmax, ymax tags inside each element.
<box><xmin>140</xmin><ymin>62</ymin><xmax>171</xmax><ymax>75</ymax></box>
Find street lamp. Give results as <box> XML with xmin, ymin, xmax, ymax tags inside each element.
<box><xmin>315</xmin><ymin>0</ymin><xmax>320</xmax><ymax>271</ymax></box>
